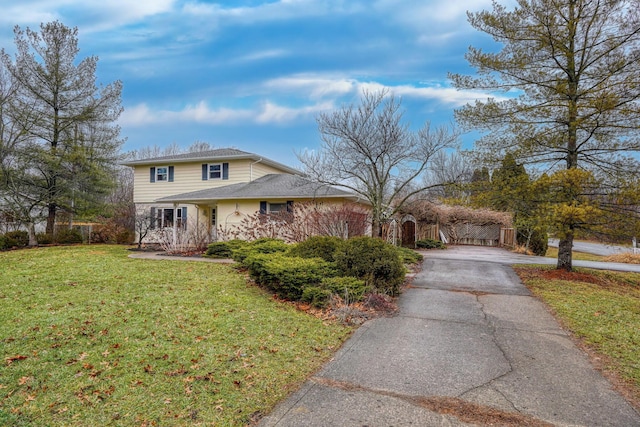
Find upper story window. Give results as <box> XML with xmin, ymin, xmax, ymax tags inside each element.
<box><xmin>156</xmin><ymin>166</ymin><xmax>168</xmax><ymax>181</ymax></box>
<box><xmin>208</xmin><ymin>163</ymin><xmax>222</xmax><ymax>180</ymax></box>
<box><xmin>202</xmin><ymin>162</ymin><xmax>229</xmax><ymax>181</ymax></box>
<box><xmin>150</xmin><ymin>166</ymin><xmax>174</xmax><ymax>183</ymax></box>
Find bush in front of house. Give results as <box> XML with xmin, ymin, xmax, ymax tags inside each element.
<box><xmin>205</xmin><ymin>239</ymin><xmax>247</xmax><ymax>258</ymax></box>
<box><xmin>394</xmin><ymin>245</ymin><xmax>424</xmax><ymax>264</ymax></box>
<box><xmin>335</xmin><ymin>236</ymin><xmax>406</xmax><ymax>296</ymax></box>
<box><xmin>232</xmin><ymin>238</ymin><xmax>289</xmax><ymax>263</ymax></box>
<box><xmin>416</xmin><ymin>238</ymin><xmax>446</xmax><ymax>249</ymax></box>
<box><xmin>244</xmin><ymin>252</ymin><xmax>337</xmax><ymax>300</ymax></box>
<box><xmin>287</xmin><ymin>235</ymin><xmax>344</xmax><ymax>262</ymax></box>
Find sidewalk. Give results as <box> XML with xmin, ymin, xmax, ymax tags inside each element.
<box><xmin>259</xmin><ymin>246</ymin><xmax>640</xmax><ymax>426</ymax></box>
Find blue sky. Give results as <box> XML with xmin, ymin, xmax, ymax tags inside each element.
<box><xmin>0</xmin><ymin>0</ymin><xmax>502</xmax><ymax>166</ymax></box>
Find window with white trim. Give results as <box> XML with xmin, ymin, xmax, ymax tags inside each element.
<box><xmin>151</xmin><ymin>207</ymin><xmax>187</xmax><ymax>230</ymax></box>
<box><xmin>208</xmin><ymin>163</ymin><xmax>222</xmax><ymax>180</ymax></box>
<box><xmin>150</xmin><ymin>166</ymin><xmax>174</xmax><ymax>183</ymax></box>
<box><xmin>267</xmin><ymin>202</ymin><xmax>287</xmax><ymax>213</ymax></box>
<box><xmin>156</xmin><ymin>166</ymin><xmax>168</xmax><ymax>182</ymax></box>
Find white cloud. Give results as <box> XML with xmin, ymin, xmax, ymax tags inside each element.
<box><xmin>0</xmin><ymin>0</ymin><xmax>176</xmax><ymax>32</ymax></box>
<box><xmin>263</xmin><ymin>75</ymin><xmax>357</xmax><ymax>99</ymax></box>
<box><xmin>120</xmin><ymin>99</ymin><xmax>334</xmax><ymax>127</ymax></box>
<box><xmin>256</xmin><ymin>100</ymin><xmax>334</xmax><ymax>124</ymax></box>
<box><xmin>182</xmin><ymin>0</ymin><xmax>361</xmax><ymax>25</ymax></box>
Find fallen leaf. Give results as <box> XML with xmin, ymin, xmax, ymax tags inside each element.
<box><xmin>5</xmin><ymin>355</ymin><xmax>28</xmax><ymax>365</ymax></box>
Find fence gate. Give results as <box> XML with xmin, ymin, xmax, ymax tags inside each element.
<box><xmin>401</xmin><ymin>215</ymin><xmax>416</xmax><ymax>247</ymax></box>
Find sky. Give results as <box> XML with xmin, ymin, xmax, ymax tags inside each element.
<box><xmin>0</xmin><ymin>0</ymin><xmax>503</xmax><ymax>167</ymax></box>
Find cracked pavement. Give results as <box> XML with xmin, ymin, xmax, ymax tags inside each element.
<box><xmin>258</xmin><ymin>246</ymin><xmax>640</xmax><ymax>427</ymax></box>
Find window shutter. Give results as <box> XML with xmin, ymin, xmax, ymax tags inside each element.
<box><xmin>202</xmin><ymin>164</ymin><xmax>208</xmax><ymax>180</ymax></box>
<box><xmin>168</xmin><ymin>166</ymin><xmax>174</xmax><ymax>182</ymax></box>
<box><xmin>182</xmin><ymin>207</ymin><xmax>187</xmax><ymax>230</ymax></box>
<box><xmin>286</xmin><ymin>201</ymin><xmax>294</xmax><ymax>213</ymax></box>
<box><xmin>259</xmin><ymin>201</ymin><xmax>267</xmax><ymax>214</ymax></box>
<box><xmin>222</xmin><ymin>163</ymin><xmax>229</xmax><ymax>180</ymax></box>
<box><xmin>150</xmin><ymin>207</ymin><xmax>156</xmax><ymax>229</ymax></box>
<box><xmin>150</xmin><ymin>167</ymin><xmax>156</xmax><ymax>183</ymax></box>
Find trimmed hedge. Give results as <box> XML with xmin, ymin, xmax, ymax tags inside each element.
<box><xmin>205</xmin><ymin>239</ymin><xmax>247</xmax><ymax>258</ymax></box>
<box><xmin>244</xmin><ymin>253</ymin><xmax>337</xmax><ymax>300</ymax></box>
<box><xmin>394</xmin><ymin>246</ymin><xmax>423</xmax><ymax>264</ymax></box>
<box><xmin>416</xmin><ymin>239</ymin><xmax>446</xmax><ymax>249</ymax></box>
<box><xmin>232</xmin><ymin>238</ymin><xmax>289</xmax><ymax>263</ymax></box>
<box><xmin>335</xmin><ymin>237</ymin><xmax>406</xmax><ymax>296</ymax></box>
<box><xmin>287</xmin><ymin>236</ymin><xmax>344</xmax><ymax>262</ymax></box>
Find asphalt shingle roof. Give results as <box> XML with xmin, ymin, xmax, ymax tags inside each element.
<box><xmin>155</xmin><ymin>174</ymin><xmax>362</xmax><ymax>203</ymax></box>
<box><xmin>121</xmin><ymin>148</ymin><xmax>300</xmax><ymax>175</ymax></box>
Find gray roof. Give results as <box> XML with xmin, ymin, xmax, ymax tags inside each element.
<box><xmin>122</xmin><ymin>148</ymin><xmax>300</xmax><ymax>175</ymax></box>
<box><xmin>155</xmin><ymin>174</ymin><xmax>366</xmax><ymax>204</ymax></box>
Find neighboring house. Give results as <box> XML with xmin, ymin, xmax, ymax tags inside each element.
<box><xmin>123</xmin><ymin>148</ymin><xmax>368</xmax><ymax>243</ymax></box>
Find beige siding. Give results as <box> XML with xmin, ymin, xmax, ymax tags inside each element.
<box><xmin>249</xmin><ymin>161</ymin><xmax>290</xmax><ymax>180</ymax></box>
<box><xmin>132</xmin><ymin>159</ymin><xmax>269</xmax><ymax>203</ymax></box>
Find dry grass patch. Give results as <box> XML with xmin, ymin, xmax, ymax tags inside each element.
<box><xmin>604</xmin><ymin>253</ymin><xmax>640</xmax><ymax>264</ymax></box>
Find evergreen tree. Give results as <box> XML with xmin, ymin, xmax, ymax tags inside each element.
<box><xmin>1</xmin><ymin>21</ymin><xmax>123</xmax><ymax>235</ymax></box>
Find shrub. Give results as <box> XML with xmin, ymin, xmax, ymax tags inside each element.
<box><xmin>394</xmin><ymin>246</ymin><xmax>424</xmax><ymax>264</ymax></box>
<box><xmin>321</xmin><ymin>276</ymin><xmax>368</xmax><ymax>302</ymax></box>
<box><xmin>4</xmin><ymin>230</ymin><xmax>29</xmax><ymax>248</ymax></box>
<box><xmin>244</xmin><ymin>253</ymin><xmax>336</xmax><ymax>300</ymax></box>
<box><xmin>232</xmin><ymin>238</ymin><xmax>289</xmax><ymax>264</ymax></box>
<box><xmin>205</xmin><ymin>240</ymin><xmax>247</xmax><ymax>258</ymax></box>
<box><xmin>0</xmin><ymin>235</ymin><xmax>9</xmax><ymax>251</ymax></box>
<box><xmin>36</xmin><ymin>233</ymin><xmax>54</xmax><ymax>245</ymax></box>
<box><xmin>301</xmin><ymin>286</ymin><xmax>333</xmax><ymax>308</ymax></box>
<box><xmin>335</xmin><ymin>237</ymin><xmax>406</xmax><ymax>296</ymax></box>
<box><xmin>518</xmin><ymin>229</ymin><xmax>548</xmax><ymax>256</ymax></box>
<box><xmin>55</xmin><ymin>228</ymin><xmax>83</xmax><ymax>244</ymax></box>
<box><xmin>416</xmin><ymin>239</ymin><xmax>446</xmax><ymax>249</ymax></box>
<box><xmin>287</xmin><ymin>236</ymin><xmax>344</xmax><ymax>262</ymax></box>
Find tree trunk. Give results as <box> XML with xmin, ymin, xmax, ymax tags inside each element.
<box><xmin>557</xmin><ymin>234</ymin><xmax>574</xmax><ymax>271</ymax></box>
<box><xmin>371</xmin><ymin>217</ymin><xmax>381</xmax><ymax>238</ymax></box>
<box><xmin>45</xmin><ymin>203</ymin><xmax>56</xmax><ymax>235</ymax></box>
<box><xmin>27</xmin><ymin>222</ymin><xmax>38</xmax><ymax>246</ymax></box>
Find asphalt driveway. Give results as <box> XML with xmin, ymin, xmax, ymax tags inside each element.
<box><xmin>259</xmin><ymin>246</ymin><xmax>640</xmax><ymax>427</ymax></box>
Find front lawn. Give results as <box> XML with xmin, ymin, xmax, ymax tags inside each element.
<box><xmin>516</xmin><ymin>266</ymin><xmax>640</xmax><ymax>404</ymax></box>
<box><xmin>0</xmin><ymin>245</ymin><xmax>352</xmax><ymax>426</ymax></box>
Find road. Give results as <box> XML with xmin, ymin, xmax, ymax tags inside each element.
<box><xmin>548</xmin><ymin>238</ymin><xmax>635</xmax><ymax>256</ymax></box>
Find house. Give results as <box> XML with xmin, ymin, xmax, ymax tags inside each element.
<box><xmin>123</xmin><ymin>148</ymin><xmax>368</xmax><ymax>243</ymax></box>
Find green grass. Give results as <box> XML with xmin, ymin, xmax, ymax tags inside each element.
<box><xmin>516</xmin><ymin>266</ymin><xmax>640</xmax><ymax>401</ymax></box>
<box><xmin>545</xmin><ymin>246</ymin><xmax>605</xmax><ymax>262</ymax></box>
<box><xmin>0</xmin><ymin>245</ymin><xmax>352</xmax><ymax>426</ymax></box>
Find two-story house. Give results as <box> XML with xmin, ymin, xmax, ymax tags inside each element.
<box><xmin>123</xmin><ymin>148</ymin><xmax>368</xmax><ymax>242</ymax></box>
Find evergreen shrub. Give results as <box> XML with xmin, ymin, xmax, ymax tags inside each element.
<box><xmin>335</xmin><ymin>237</ymin><xmax>406</xmax><ymax>296</ymax></box>
<box><xmin>287</xmin><ymin>236</ymin><xmax>344</xmax><ymax>262</ymax></box>
<box><xmin>416</xmin><ymin>239</ymin><xmax>446</xmax><ymax>249</ymax></box>
<box><xmin>205</xmin><ymin>240</ymin><xmax>247</xmax><ymax>258</ymax></box>
<box><xmin>232</xmin><ymin>238</ymin><xmax>289</xmax><ymax>263</ymax></box>
<box><xmin>244</xmin><ymin>253</ymin><xmax>336</xmax><ymax>300</ymax></box>
<box><xmin>55</xmin><ymin>228</ymin><xmax>83</xmax><ymax>244</ymax></box>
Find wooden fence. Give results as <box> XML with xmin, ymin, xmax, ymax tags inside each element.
<box><xmin>416</xmin><ymin>221</ymin><xmax>515</xmax><ymax>248</ymax></box>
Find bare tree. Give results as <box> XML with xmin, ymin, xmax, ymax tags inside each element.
<box><xmin>134</xmin><ymin>206</ymin><xmax>154</xmax><ymax>249</ymax></box>
<box><xmin>298</xmin><ymin>89</ymin><xmax>459</xmax><ymax>237</ymax></box>
<box><xmin>424</xmin><ymin>150</ymin><xmax>474</xmax><ymax>202</ymax></box>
